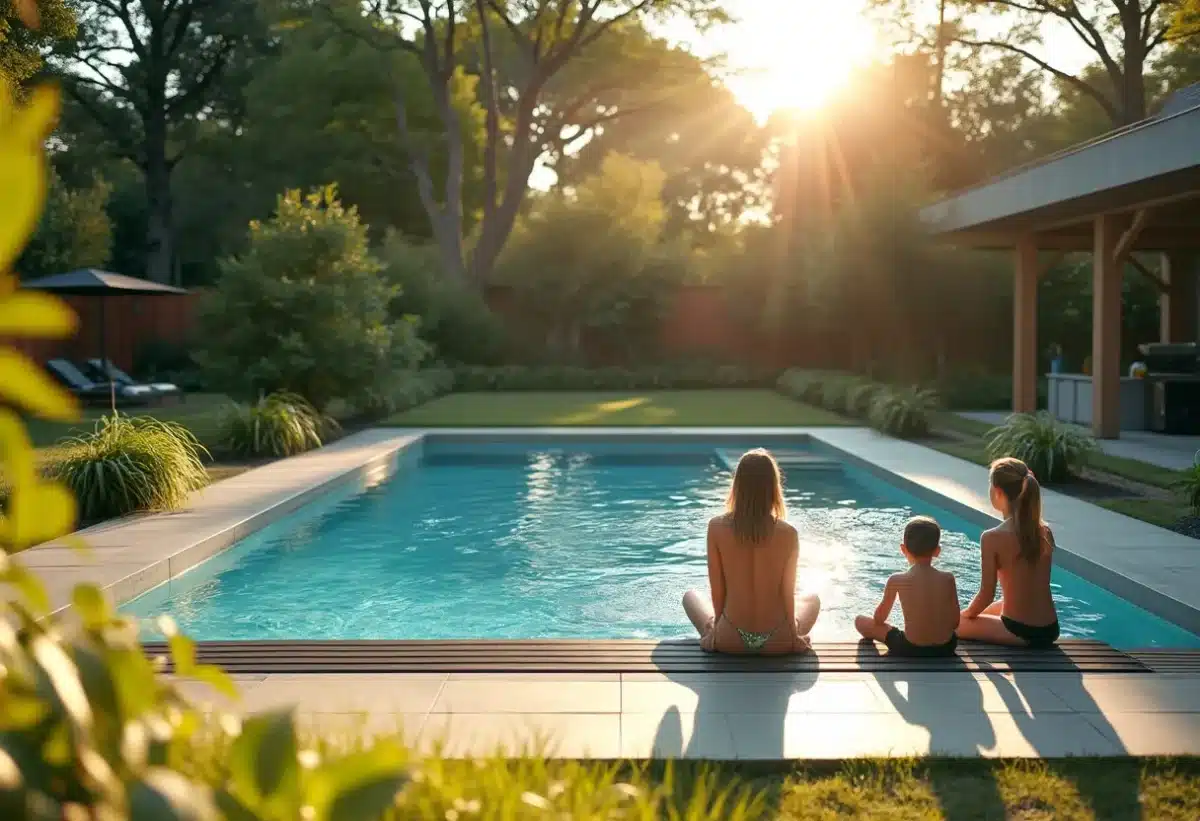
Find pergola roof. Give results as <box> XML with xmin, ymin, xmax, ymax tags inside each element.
<box><xmin>920</xmin><ymin>85</ymin><xmax>1200</xmax><ymax>251</ymax></box>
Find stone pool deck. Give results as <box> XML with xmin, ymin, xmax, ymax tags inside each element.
<box><xmin>19</xmin><ymin>425</ymin><xmax>1200</xmax><ymax>759</ymax></box>
<box><xmin>173</xmin><ymin>667</ymin><xmax>1200</xmax><ymax>758</ymax></box>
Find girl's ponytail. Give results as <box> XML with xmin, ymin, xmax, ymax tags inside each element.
<box><xmin>1013</xmin><ymin>470</ymin><xmax>1043</xmax><ymax>563</ymax></box>
<box><xmin>990</xmin><ymin>457</ymin><xmax>1045</xmax><ymax>562</ymax></box>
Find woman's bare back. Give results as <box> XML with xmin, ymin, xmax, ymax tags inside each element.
<box><xmin>987</xmin><ymin>522</ymin><xmax>1057</xmax><ymax>626</ymax></box>
<box><xmin>708</xmin><ymin>515</ymin><xmax>800</xmax><ymax>654</ymax></box>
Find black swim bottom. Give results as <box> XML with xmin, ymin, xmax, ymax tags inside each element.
<box><xmin>885</xmin><ymin>628</ymin><xmax>959</xmax><ymax>658</ymax></box>
<box><xmin>1001</xmin><ymin>616</ymin><xmax>1061</xmax><ymax>648</ymax></box>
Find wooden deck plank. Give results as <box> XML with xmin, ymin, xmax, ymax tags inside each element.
<box><xmin>142</xmin><ymin>639</ymin><xmax>1156</xmax><ymax>675</ymax></box>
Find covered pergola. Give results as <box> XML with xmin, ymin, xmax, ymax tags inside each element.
<box><xmin>921</xmin><ymin>86</ymin><xmax>1200</xmax><ymax>439</ymax></box>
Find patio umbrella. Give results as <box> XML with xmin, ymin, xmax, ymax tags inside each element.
<box><xmin>21</xmin><ymin>269</ymin><xmax>189</xmax><ymax>411</ymax></box>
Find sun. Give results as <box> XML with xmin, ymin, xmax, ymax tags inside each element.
<box><xmin>713</xmin><ymin>0</ymin><xmax>881</xmax><ymax>121</ymax></box>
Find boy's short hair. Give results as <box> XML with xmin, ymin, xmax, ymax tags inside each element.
<box><xmin>903</xmin><ymin>516</ymin><xmax>941</xmax><ymax>557</ymax></box>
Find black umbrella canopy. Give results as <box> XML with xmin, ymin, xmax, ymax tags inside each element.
<box><xmin>21</xmin><ymin>268</ymin><xmax>188</xmax><ymax>296</ymax></box>
<box><xmin>22</xmin><ymin>269</ymin><xmax>188</xmax><ymax>411</ymax></box>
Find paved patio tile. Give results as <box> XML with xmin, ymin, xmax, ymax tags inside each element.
<box><xmin>418</xmin><ymin>713</ymin><xmax>620</xmax><ymax>758</ymax></box>
<box><xmin>621</xmin><ymin>679</ymin><xmax>886</xmax><ymax>714</ymax></box>
<box><xmin>866</xmin><ymin>678</ymin><xmax>1074</xmax><ymax>714</ymax></box>
<box><xmin>446</xmin><ymin>673</ymin><xmax>619</xmax><ymax>681</ymax></box>
<box><xmin>620</xmin><ymin>712</ymin><xmax>736</xmax><ymax>759</ymax></box>
<box><xmin>1042</xmin><ymin>675</ymin><xmax>1200</xmax><ymax>713</ymax></box>
<box><xmin>240</xmin><ymin>674</ymin><xmax>447</xmax><ymax>714</ymax></box>
<box><xmin>931</xmin><ymin>713</ymin><xmax>1122</xmax><ymax>757</ymax></box>
<box><xmin>728</xmin><ymin>713</ymin><xmax>930</xmax><ymax>759</ymax></box>
<box><xmin>431</xmin><ymin>680</ymin><xmax>620</xmax><ymax>714</ymax></box>
<box><xmin>1083</xmin><ymin>711</ymin><xmax>1200</xmax><ymax>755</ymax></box>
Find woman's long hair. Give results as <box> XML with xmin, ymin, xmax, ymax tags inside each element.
<box><xmin>990</xmin><ymin>456</ymin><xmax>1044</xmax><ymax>562</ymax></box>
<box><xmin>726</xmin><ymin>449</ymin><xmax>786</xmax><ymax>544</ymax></box>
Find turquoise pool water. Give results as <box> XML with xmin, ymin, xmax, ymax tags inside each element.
<box><xmin>124</xmin><ymin>440</ymin><xmax>1200</xmax><ymax>648</ymax></box>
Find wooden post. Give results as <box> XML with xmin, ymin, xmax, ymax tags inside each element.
<box><xmin>1161</xmin><ymin>253</ymin><xmax>1199</xmax><ymax>343</ymax></box>
<box><xmin>1092</xmin><ymin>214</ymin><xmax>1122</xmax><ymax>439</ymax></box>
<box><xmin>1013</xmin><ymin>235</ymin><xmax>1039</xmax><ymax>413</ymax></box>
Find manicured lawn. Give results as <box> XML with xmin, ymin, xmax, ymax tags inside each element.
<box><xmin>25</xmin><ymin>392</ymin><xmax>232</xmax><ymax>449</ymax></box>
<box><xmin>384</xmin><ymin>390</ymin><xmax>851</xmax><ymax>427</ymax></box>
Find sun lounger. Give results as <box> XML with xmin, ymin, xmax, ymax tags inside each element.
<box><xmin>45</xmin><ymin>359</ymin><xmax>156</xmax><ymax>406</ymax></box>
<box><xmin>85</xmin><ymin>358</ymin><xmax>182</xmax><ymax>399</ymax></box>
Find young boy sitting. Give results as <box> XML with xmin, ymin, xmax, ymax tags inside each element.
<box><xmin>855</xmin><ymin>516</ymin><xmax>960</xmax><ymax>657</ymax></box>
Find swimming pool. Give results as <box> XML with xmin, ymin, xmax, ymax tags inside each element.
<box><xmin>123</xmin><ymin>438</ymin><xmax>1200</xmax><ymax>648</ymax></box>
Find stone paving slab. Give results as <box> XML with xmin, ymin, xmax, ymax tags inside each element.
<box><xmin>168</xmin><ymin>671</ymin><xmax>1200</xmax><ymax>759</ymax></box>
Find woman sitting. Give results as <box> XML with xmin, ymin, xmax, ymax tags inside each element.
<box><xmin>682</xmin><ymin>449</ymin><xmax>821</xmax><ymax>654</ymax></box>
<box><xmin>957</xmin><ymin>457</ymin><xmax>1060</xmax><ymax>647</ymax></box>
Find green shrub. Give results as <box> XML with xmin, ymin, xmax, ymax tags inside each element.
<box><xmin>984</xmin><ymin>411</ymin><xmax>1097</xmax><ymax>482</ymax></box>
<box><xmin>44</xmin><ymin>415</ymin><xmax>210</xmax><ymax>521</ymax></box>
<box><xmin>219</xmin><ymin>391</ymin><xmax>336</xmax><ymax>458</ymax></box>
<box><xmin>935</xmin><ymin>369</ymin><xmax>1012</xmax><ymax>411</ymax></box>
<box><xmin>1174</xmin><ymin>453</ymin><xmax>1200</xmax><ymax>514</ymax></box>
<box><xmin>134</xmin><ymin>337</ymin><xmax>205</xmax><ymax>391</ymax></box>
<box><xmin>818</xmin><ymin>374</ymin><xmax>860</xmax><ymax>412</ymax></box>
<box><xmin>197</xmin><ymin>186</ymin><xmax>429</xmax><ymax>409</ymax></box>
<box><xmin>868</xmin><ymin>385</ymin><xmax>939</xmax><ymax>438</ymax></box>
<box><xmin>845</xmin><ymin>378</ymin><xmax>883</xmax><ymax>418</ymax></box>
<box><xmin>379</xmin><ymin>232</ymin><xmax>508</xmax><ymax>364</ymax></box>
<box><xmin>776</xmin><ymin>369</ymin><xmax>826</xmax><ymax>403</ymax></box>
<box><xmin>355</xmin><ymin>368</ymin><xmax>456</xmax><ymax>418</ymax></box>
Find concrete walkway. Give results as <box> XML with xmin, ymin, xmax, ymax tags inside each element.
<box><xmin>173</xmin><ymin>669</ymin><xmax>1200</xmax><ymax>758</ymax></box>
<box><xmin>960</xmin><ymin>411</ymin><xmax>1200</xmax><ymax>471</ymax></box>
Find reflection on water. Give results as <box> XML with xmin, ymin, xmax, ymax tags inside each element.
<box><xmin>124</xmin><ymin>448</ymin><xmax>1200</xmax><ymax>648</ymax></box>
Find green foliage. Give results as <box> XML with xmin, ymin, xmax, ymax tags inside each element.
<box><xmin>135</xmin><ymin>338</ymin><xmax>205</xmax><ymax>391</ymax></box>
<box><xmin>868</xmin><ymin>385</ymin><xmax>939</xmax><ymax>438</ymax></box>
<box><xmin>845</xmin><ymin>378</ymin><xmax>884</xmax><ymax>418</ymax></box>
<box><xmin>219</xmin><ymin>392</ymin><xmax>336</xmax><ymax>458</ymax></box>
<box><xmin>985</xmin><ymin>411</ymin><xmax>1098</xmax><ymax>483</ymax></box>
<box><xmin>497</xmin><ymin>155</ymin><xmax>686</xmax><ymax>363</ymax></box>
<box><xmin>775</xmin><ymin>369</ymin><xmax>841</xmax><ymax>405</ymax></box>
<box><xmin>935</xmin><ymin>369</ymin><xmax>1013</xmax><ymax>411</ymax></box>
<box><xmin>377</xmin><ymin>233</ymin><xmax>506</xmax><ymax>364</ymax></box>
<box><xmin>1174</xmin><ymin>454</ymin><xmax>1200</xmax><ymax>514</ymax></box>
<box><xmin>350</xmin><ymin>368</ymin><xmax>456</xmax><ymax>420</ymax></box>
<box><xmin>451</xmin><ymin>364</ymin><xmax>778</xmax><ymax>392</ymax></box>
<box><xmin>16</xmin><ymin>169</ymin><xmax>112</xmax><ymax>279</ymax></box>
<box><xmin>1</xmin><ymin>0</ymin><xmax>77</xmax><ymax>88</ymax></box>
<box><xmin>197</xmin><ymin>186</ymin><xmax>429</xmax><ymax>409</ymax></box>
<box><xmin>42</xmin><ymin>415</ymin><xmax>210</xmax><ymax>521</ymax></box>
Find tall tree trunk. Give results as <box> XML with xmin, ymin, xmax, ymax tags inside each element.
<box><xmin>143</xmin><ymin>114</ymin><xmax>174</xmax><ymax>284</ymax></box>
<box><xmin>1116</xmin><ymin>0</ymin><xmax>1149</xmax><ymax>125</ymax></box>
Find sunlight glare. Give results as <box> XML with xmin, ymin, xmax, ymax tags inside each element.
<box><xmin>716</xmin><ymin>0</ymin><xmax>880</xmax><ymax>120</ymax></box>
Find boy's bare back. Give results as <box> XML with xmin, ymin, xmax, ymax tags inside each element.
<box><xmin>889</xmin><ymin>564</ymin><xmax>959</xmax><ymax>646</ymax></box>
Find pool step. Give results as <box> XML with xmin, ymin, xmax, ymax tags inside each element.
<box><xmin>715</xmin><ymin>449</ymin><xmax>841</xmax><ymax>472</ymax></box>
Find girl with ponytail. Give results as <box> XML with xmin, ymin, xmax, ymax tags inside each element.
<box><xmin>957</xmin><ymin>457</ymin><xmax>1060</xmax><ymax>647</ymax></box>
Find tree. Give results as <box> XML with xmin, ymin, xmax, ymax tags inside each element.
<box><xmin>56</xmin><ymin>0</ymin><xmax>267</xmax><ymax>283</ymax></box>
<box><xmin>546</xmin><ymin>23</ymin><xmax>768</xmax><ymax>243</ymax></box>
<box><xmin>197</xmin><ymin>186</ymin><xmax>428</xmax><ymax>408</ymax></box>
<box><xmin>315</xmin><ymin>0</ymin><xmax>727</xmax><ymax>288</ymax></box>
<box><xmin>17</xmin><ymin>168</ymin><xmax>112</xmax><ymax>278</ymax></box>
<box><xmin>0</xmin><ymin>0</ymin><xmax>75</xmax><ymax>88</ymax></box>
<box><xmin>497</xmin><ymin>154</ymin><xmax>685</xmax><ymax>361</ymax></box>
<box><xmin>871</xmin><ymin>0</ymin><xmax>1198</xmax><ymax>128</ymax></box>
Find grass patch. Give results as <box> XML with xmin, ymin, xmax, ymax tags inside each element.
<box><xmin>25</xmin><ymin>392</ymin><xmax>232</xmax><ymax>449</ymax></box>
<box><xmin>1098</xmin><ymin>497</ymin><xmax>1193</xmax><ymax>530</ymax></box>
<box><xmin>1089</xmin><ymin>452</ymin><xmax>1187</xmax><ymax>490</ymax></box>
<box><xmin>927</xmin><ymin>439</ymin><xmax>990</xmax><ymax>467</ymax></box>
<box><xmin>385</xmin><ymin>390</ymin><xmax>851</xmax><ymax>427</ymax></box>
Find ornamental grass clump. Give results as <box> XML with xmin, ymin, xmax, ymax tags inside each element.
<box><xmin>984</xmin><ymin>411</ymin><xmax>1097</xmax><ymax>483</ymax></box>
<box><xmin>45</xmin><ymin>414</ymin><xmax>210</xmax><ymax>521</ymax></box>
<box><xmin>219</xmin><ymin>391</ymin><xmax>336</xmax><ymax>458</ymax></box>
